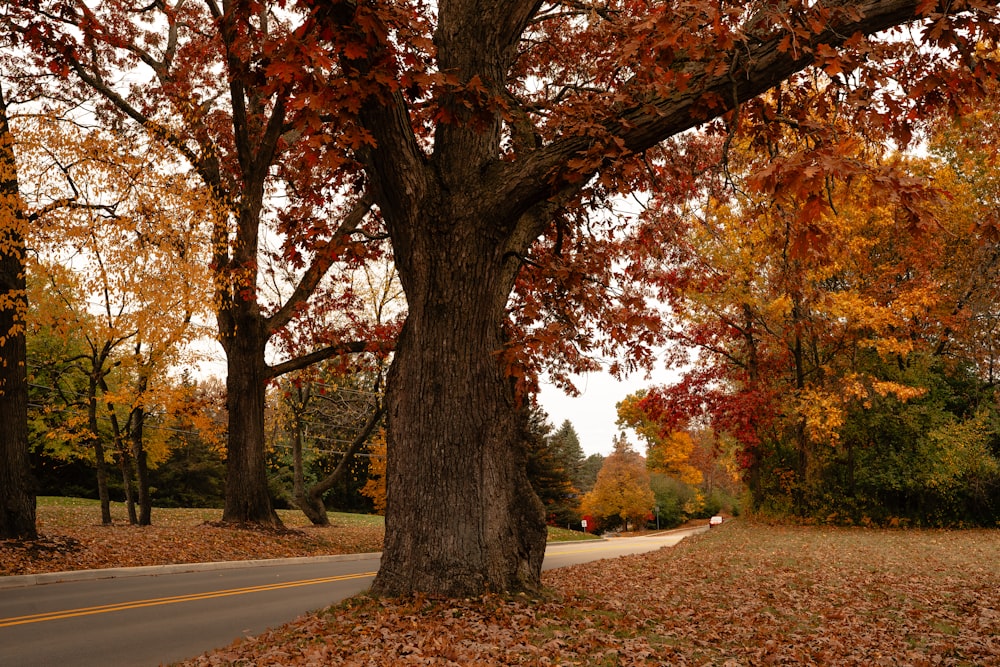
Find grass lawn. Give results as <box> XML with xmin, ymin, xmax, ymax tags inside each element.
<box><xmin>0</xmin><ymin>497</ymin><xmax>595</xmax><ymax>576</ymax></box>
<box><xmin>178</xmin><ymin>521</ymin><xmax>1000</xmax><ymax>666</ymax></box>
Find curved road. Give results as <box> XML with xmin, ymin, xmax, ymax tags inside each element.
<box><xmin>0</xmin><ymin>527</ymin><xmax>704</xmax><ymax>666</ymax></box>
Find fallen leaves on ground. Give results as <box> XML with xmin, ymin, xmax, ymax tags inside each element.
<box><xmin>0</xmin><ymin>503</ymin><xmax>383</xmax><ymax>576</ymax></box>
<box><xmin>179</xmin><ymin>523</ymin><xmax>1000</xmax><ymax>666</ymax></box>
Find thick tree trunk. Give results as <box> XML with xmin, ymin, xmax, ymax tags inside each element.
<box><xmin>371</xmin><ymin>218</ymin><xmax>547</xmax><ymax>597</ymax></box>
<box><xmin>0</xmin><ymin>293</ymin><xmax>35</xmax><ymax>539</ymax></box>
<box><xmin>0</xmin><ymin>82</ymin><xmax>36</xmax><ymax>540</ymax></box>
<box><xmin>221</xmin><ymin>321</ymin><xmax>281</xmax><ymax>527</ymax></box>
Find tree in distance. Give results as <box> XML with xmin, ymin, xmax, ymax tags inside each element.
<box><xmin>582</xmin><ymin>434</ymin><xmax>655</xmax><ymax>533</ymax></box>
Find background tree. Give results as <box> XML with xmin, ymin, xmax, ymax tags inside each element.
<box><xmin>267</xmin><ymin>256</ymin><xmax>400</xmax><ymax>524</ymax></box>
<box><xmin>581</xmin><ymin>435</ymin><xmax>655</xmax><ymax>532</ymax></box>
<box><xmin>548</xmin><ymin>420</ymin><xmax>588</xmax><ymax>497</ymax></box>
<box><xmin>577</xmin><ymin>453</ymin><xmax>605</xmax><ymax>496</ymax></box>
<box><xmin>618</xmin><ymin>391</ymin><xmax>702</xmax><ymax>486</ymax></box>
<box><xmin>150</xmin><ymin>376</ymin><xmax>228</xmax><ymax>509</ymax></box>
<box><xmin>273</xmin><ymin>367</ymin><xmax>384</xmax><ymax>525</ymax></box>
<box><xmin>15</xmin><ymin>0</ymin><xmax>389</xmax><ymax>528</ymax></box>
<box><xmin>628</xmin><ymin>72</ymin><xmax>1000</xmax><ymax>525</ymax></box>
<box><xmin>524</xmin><ymin>406</ymin><xmax>581</xmax><ymax>527</ymax></box>
<box><xmin>0</xmin><ymin>77</ymin><xmax>35</xmax><ymax>539</ymax></box>
<box><xmin>23</xmin><ymin>115</ymin><xmax>211</xmax><ymax>524</ymax></box>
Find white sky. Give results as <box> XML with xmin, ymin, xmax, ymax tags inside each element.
<box><xmin>537</xmin><ymin>362</ymin><xmax>679</xmax><ymax>457</ymax></box>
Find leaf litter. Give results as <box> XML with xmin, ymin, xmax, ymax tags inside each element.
<box><xmin>0</xmin><ymin>503</ymin><xmax>383</xmax><ymax>576</ymax></box>
<box><xmin>179</xmin><ymin>523</ymin><xmax>999</xmax><ymax>666</ymax></box>
<box><xmin>3</xmin><ymin>505</ymin><xmax>997</xmax><ymax>665</ymax></box>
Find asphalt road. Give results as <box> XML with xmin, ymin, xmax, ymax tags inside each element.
<box><xmin>0</xmin><ymin>528</ymin><xmax>705</xmax><ymax>667</ymax></box>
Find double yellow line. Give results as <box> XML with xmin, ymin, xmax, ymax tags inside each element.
<box><xmin>0</xmin><ymin>571</ymin><xmax>376</xmax><ymax>628</ymax></box>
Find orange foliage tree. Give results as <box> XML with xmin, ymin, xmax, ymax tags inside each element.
<box><xmin>582</xmin><ymin>435</ymin><xmax>655</xmax><ymax>532</ymax></box>
<box><xmin>617</xmin><ymin>391</ymin><xmax>702</xmax><ymax>486</ymax></box>
<box><xmin>627</xmin><ymin>74</ymin><xmax>1000</xmax><ymax>522</ymax></box>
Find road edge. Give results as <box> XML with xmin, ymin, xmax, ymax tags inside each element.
<box><xmin>0</xmin><ymin>523</ymin><xmax>711</xmax><ymax>591</ymax></box>
<box><xmin>0</xmin><ymin>551</ymin><xmax>383</xmax><ymax>590</ymax></box>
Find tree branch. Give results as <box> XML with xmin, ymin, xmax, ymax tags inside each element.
<box><xmin>495</xmin><ymin>0</ymin><xmax>966</xmax><ymax>216</ymax></box>
<box><xmin>266</xmin><ymin>339</ymin><xmax>393</xmax><ymax>380</ymax></box>
<box><xmin>306</xmin><ymin>402</ymin><xmax>385</xmax><ymax>499</ymax></box>
<box><xmin>264</xmin><ymin>190</ymin><xmax>375</xmax><ymax>335</ymax></box>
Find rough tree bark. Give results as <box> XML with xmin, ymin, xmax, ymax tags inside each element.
<box><xmin>220</xmin><ymin>313</ymin><xmax>279</xmax><ymax>527</ymax></box>
<box><xmin>0</xmin><ymin>80</ymin><xmax>36</xmax><ymax>540</ymax></box>
<box><xmin>372</xmin><ymin>218</ymin><xmax>548</xmax><ymax>595</ymax></box>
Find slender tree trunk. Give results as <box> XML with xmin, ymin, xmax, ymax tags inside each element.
<box><xmin>371</xmin><ymin>213</ymin><xmax>546</xmax><ymax>597</ymax></box>
<box><xmin>129</xmin><ymin>374</ymin><xmax>152</xmax><ymax>526</ymax></box>
<box><xmin>105</xmin><ymin>397</ymin><xmax>138</xmax><ymax>525</ymax></box>
<box><xmin>298</xmin><ymin>404</ymin><xmax>384</xmax><ymax>527</ymax></box>
<box><xmin>741</xmin><ymin>303</ymin><xmax>766</xmax><ymax>510</ymax></box>
<box><xmin>221</xmin><ymin>319</ymin><xmax>280</xmax><ymax>527</ymax></box>
<box><xmin>116</xmin><ymin>440</ymin><xmax>138</xmax><ymax>525</ymax></box>
<box><xmin>88</xmin><ymin>375</ymin><xmax>112</xmax><ymax>525</ymax></box>
<box><xmin>0</xmin><ymin>80</ymin><xmax>36</xmax><ymax>540</ymax></box>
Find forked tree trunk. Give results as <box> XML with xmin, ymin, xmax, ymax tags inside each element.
<box><xmin>0</xmin><ymin>81</ymin><xmax>36</xmax><ymax>540</ymax></box>
<box><xmin>371</xmin><ymin>217</ymin><xmax>547</xmax><ymax>597</ymax></box>
<box><xmin>104</xmin><ymin>391</ymin><xmax>138</xmax><ymax>525</ymax></box>
<box><xmin>221</xmin><ymin>321</ymin><xmax>280</xmax><ymax>527</ymax></box>
<box><xmin>296</xmin><ymin>404</ymin><xmax>384</xmax><ymax>527</ymax></box>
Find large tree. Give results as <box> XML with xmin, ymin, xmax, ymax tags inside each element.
<box><xmin>12</xmin><ymin>0</ymin><xmax>388</xmax><ymax>527</ymax></box>
<box><xmin>319</xmin><ymin>1</ymin><xmax>1000</xmax><ymax>596</ymax></box>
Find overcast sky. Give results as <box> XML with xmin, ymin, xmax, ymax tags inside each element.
<box><xmin>537</xmin><ymin>363</ymin><xmax>680</xmax><ymax>457</ymax></box>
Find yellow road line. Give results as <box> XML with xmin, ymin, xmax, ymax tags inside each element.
<box><xmin>0</xmin><ymin>571</ymin><xmax>376</xmax><ymax>628</ymax></box>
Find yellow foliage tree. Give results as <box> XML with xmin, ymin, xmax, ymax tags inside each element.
<box><xmin>617</xmin><ymin>391</ymin><xmax>702</xmax><ymax>486</ymax></box>
<box><xmin>361</xmin><ymin>429</ymin><xmax>387</xmax><ymax>515</ymax></box>
<box><xmin>581</xmin><ymin>435</ymin><xmax>655</xmax><ymax>532</ymax></box>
